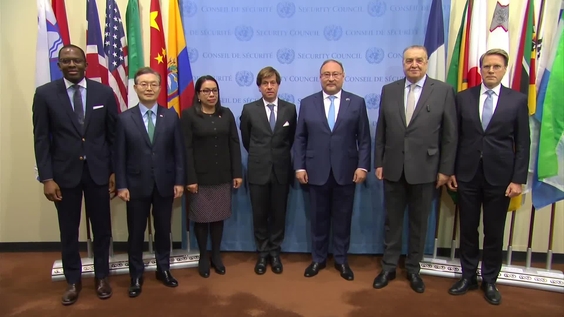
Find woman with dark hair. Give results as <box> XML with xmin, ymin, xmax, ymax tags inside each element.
<box><xmin>181</xmin><ymin>75</ymin><xmax>243</xmax><ymax>278</ymax></box>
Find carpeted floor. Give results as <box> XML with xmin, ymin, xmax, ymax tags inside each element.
<box><xmin>0</xmin><ymin>252</ymin><xmax>562</xmax><ymax>317</ymax></box>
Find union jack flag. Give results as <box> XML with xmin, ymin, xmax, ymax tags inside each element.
<box><xmin>86</xmin><ymin>0</ymin><xmax>107</xmax><ymax>84</ymax></box>
<box><xmin>104</xmin><ymin>0</ymin><xmax>128</xmax><ymax>112</ymax></box>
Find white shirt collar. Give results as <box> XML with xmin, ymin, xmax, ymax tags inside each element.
<box><xmin>138</xmin><ymin>103</ymin><xmax>158</xmax><ymax>115</ymax></box>
<box><xmin>322</xmin><ymin>90</ymin><xmax>342</xmax><ymax>100</ymax></box>
<box><xmin>405</xmin><ymin>75</ymin><xmax>427</xmax><ymax>88</ymax></box>
<box><xmin>263</xmin><ymin>98</ymin><xmax>278</xmax><ymax>107</ymax></box>
<box><xmin>480</xmin><ymin>83</ymin><xmax>502</xmax><ymax>96</ymax></box>
<box><xmin>63</xmin><ymin>77</ymin><xmax>87</xmax><ymax>89</ymax></box>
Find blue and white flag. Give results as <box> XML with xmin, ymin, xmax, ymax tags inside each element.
<box><xmin>36</xmin><ymin>0</ymin><xmax>64</xmax><ymax>87</ymax></box>
<box><xmin>424</xmin><ymin>0</ymin><xmax>446</xmax><ymax>81</ymax></box>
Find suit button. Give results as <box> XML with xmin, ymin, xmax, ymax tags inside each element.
<box><xmin>79</xmin><ymin>156</ymin><xmax>84</xmax><ymax>160</ymax></box>
<box><xmin>82</xmin><ymin>138</ymin><xmax>85</xmax><ymax>142</ymax></box>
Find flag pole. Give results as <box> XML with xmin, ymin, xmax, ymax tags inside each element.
<box><xmin>450</xmin><ymin>204</ymin><xmax>458</xmax><ymax>260</ymax></box>
<box><xmin>432</xmin><ymin>187</ymin><xmax>442</xmax><ymax>259</ymax></box>
<box><xmin>86</xmin><ymin>213</ymin><xmax>93</xmax><ymax>258</ymax></box>
<box><xmin>525</xmin><ymin>206</ymin><xmax>536</xmax><ymax>268</ymax></box>
<box><xmin>506</xmin><ymin>210</ymin><xmax>516</xmax><ymax>265</ymax></box>
<box><xmin>545</xmin><ymin>203</ymin><xmax>556</xmax><ymax>270</ymax></box>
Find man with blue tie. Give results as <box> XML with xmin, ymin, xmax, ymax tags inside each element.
<box><xmin>33</xmin><ymin>44</ymin><xmax>117</xmax><ymax>305</ymax></box>
<box><xmin>115</xmin><ymin>67</ymin><xmax>185</xmax><ymax>297</ymax></box>
<box><xmin>447</xmin><ymin>49</ymin><xmax>529</xmax><ymax>305</ymax></box>
<box><xmin>294</xmin><ymin>59</ymin><xmax>371</xmax><ymax>281</ymax></box>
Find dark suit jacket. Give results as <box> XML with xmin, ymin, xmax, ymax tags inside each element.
<box><xmin>375</xmin><ymin>77</ymin><xmax>458</xmax><ymax>184</ymax></box>
<box><xmin>240</xmin><ymin>99</ymin><xmax>297</xmax><ymax>185</ymax></box>
<box><xmin>181</xmin><ymin>106</ymin><xmax>242</xmax><ymax>186</ymax></box>
<box><xmin>294</xmin><ymin>90</ymin><xmax>371</xmax><ymax>186</ymax></box>
<box><xmin>455</xmin><ymin>85</ymin><xmax>530</xmax><ymax>186</ymax></box>
<box><xmin>32</xmin><ymin>78</ymin><xmax>117</xmax><ymax>188</ymax></box>
<box><xmin>114</xmin><ymin>105</ymin><xmax>185</xmax><ymax>199</ymax></box>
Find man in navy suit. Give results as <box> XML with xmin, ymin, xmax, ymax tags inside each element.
<box><xmin>447</xmin><ymin>49</ymin><xmax>530</xmax><ymax>305</ymax></box>
<box><xmin>294</xmin><ymin>59</ymin><xmax>371</xmax><ymax>281</ymax></box>
<box><xmin>115</xmin><ymin>67</ymin><xmax>185</xmax><ymax>297</ymax></box>
<box><xmin>33</xmin><ymin>44</ymin><xmax>117</xmax><ymax>305</ymax></box>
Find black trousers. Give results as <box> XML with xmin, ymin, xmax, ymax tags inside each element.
<box><xmin>126</xmin><ymin>185</ymin><xmax>173</xmax><ymax>278</ymax></box>
<box><xmin>382</xmin><ymin>173</ymin><xmax>435</xmax><ymax>274</ymax></box>
<box><xmin>458</xmin><ymin>160</ymin><xmax>510</xmax><ymax>283</ymax></box>
<box><xmin>249</xmin><ymin>171</ymin><xmax>290</xmax><ymax>257</ymax></box>
<box><xmin>55</xmin><ymin>161</ymin><xmax>111</xmax><ymax>284</ymax></box>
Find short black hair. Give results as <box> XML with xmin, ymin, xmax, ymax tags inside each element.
<box><xmin>58</xmin><ymin>44</ymin><xmax>86</xmax><ymax>60</ymax></box>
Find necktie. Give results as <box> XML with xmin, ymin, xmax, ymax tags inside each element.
<box><xmin>72</xmin><ymin>85</ymin><xmax>84</xmax><ymax>127</ymax></box>
<box><xmin>482</xmin><ymin>90</ymin><xmax>494</xmax><ymax>131</ymax></box>
<box><xmin>147</xmin><ymin>109</ymin><xmax>155</xmax><ymax>143</ymax></box>
<box><xmin>267</xmin><ymin>104</ymin><xmax>276</xmax><ymax>131</ymax></box>
<box><xmin>327</xmin><ymin>95</ymin><xmax>336</xmax><ymax>131</ymax></box>
<box><xmin>405</xmin><ymin>84</ymin><xmax>416</xmax><ymax>125</ymax></box>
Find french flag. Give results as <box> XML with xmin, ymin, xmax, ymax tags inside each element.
<box><xmin>424</xmin><ymin>0</ymin><xmax>446</xmax><ymax>81</ymax></box>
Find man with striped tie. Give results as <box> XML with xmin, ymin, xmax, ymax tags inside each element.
<box><xmin>447</xmin><ymin>49</ymin><xmax>530</xmax><ymax>305</ymax></box>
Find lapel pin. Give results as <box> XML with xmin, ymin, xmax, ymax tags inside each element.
<box><xmin>346</xmin><ymin>98</ymin><xmax>350</xmax><ymax>101</ymax></box>
<box><xmin>159</xmin><ymin>114</ymin><xmax>163</xmax><ymax>117</ymax></box>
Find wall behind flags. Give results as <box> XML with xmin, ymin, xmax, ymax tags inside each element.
<box><xmin>0</xmin><ymin>0</ymin><xmax>562</xmax><ymax>255</ymax></box>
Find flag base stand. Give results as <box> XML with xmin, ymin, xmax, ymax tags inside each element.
<box><xmin>50</xmin><ymin>249</ymin><xmax>200</xmax><ymax>282</ymax></box>
<box><xmin>420</xmin><ymin>256</ymin><xmax>564</xmax><ymax>293</ymax></box>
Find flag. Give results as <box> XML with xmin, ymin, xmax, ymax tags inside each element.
<box><xmin>167</xmin><ymin>0</ymin><xmax>195</xmax><ymax>115</ymax></box>
<box><xmin>126</xmin><ymin>0</ymin><xmax>144</xmax><ymax>107</ymax></box>
<box><xmin>104</xmin><ymin>0</ymin><xmax>128</xmax><ymax>113</ymax></box>
<box><xmin>487</xmin><ymin>0</ymin><xmax>510</xmax><ymax>86</ymax></box>
<box><xmin>150</xmin><ymin>0</ymin><xmax>167</xmax><ymax>106</ymax></box>
<box><xmin>86</xmin><ymin>0</ymin><xmax>108</xmax><ymax>84</ymax></box>
<box><xmin>36</xmin><ymin>0</ymin><xmax>64</xmax><ymax>87</ymax></box>
<box><xmin>532</xmin><ymin>7</ymin><xmax>564</xmax><ymax>209</ymax></box>
<box><xmin>445</xmin><ymin>0</ymin><xmax>469</xmax><ymax>204</ymax></box>
<box><xmin>51</xmin><ymin>0</ymin><xmax>70</xmax><ymax>45</ymax></box>
<box><xmin>463</xmin><ymin>0</ymin><xmax>487</xmax><ymax>89</ymax></box>
<box><xmin>424</xmin><ymin>0</ymin><xmax>445</xmax><ymax>81</ymax></box>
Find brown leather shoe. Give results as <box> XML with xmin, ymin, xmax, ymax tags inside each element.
<box><xmin>61</xmin><ymin>283</ymin><xmax>82</xmax><ymax>306</ymax></box>
<box><xmin>95</xmin><ymin>277</ymin><xmax>112</xmax><ymax>299</ymax></box>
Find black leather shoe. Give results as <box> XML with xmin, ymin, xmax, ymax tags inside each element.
<box><xmin>481</xmin><ymin>282</ymin><xmax>501</xmax><ymax>305</ymax></box>
<box><xmin>128</xmin><ymin>278</ymin><xmax>143</xmax><ymax>298</ymax></box>
<box><xmin>211</xmin><ymin>257</ymin><xmax>226</xmax><ymax>275</ymax></box>
<box><xmin>270</xmin><ymin>255</ymin><xmax>283</xmax><ymax>274</ymax></box>
<box><xmin>334</xmin><ymin>263</ymin><xmax>354</xmax><ymax>281</ymax></box>
<box><xmin>373</xmin><ymin>271</ymin><xmax>396</xmax><ymax>289</ymax></box>
<box><xmin>407</xmin><ymin>273</ymin><xmax>425</xmax><ymax>293</ymax></box>
<box><xmin>198</xmin><ymin>257</ymin><xmax>210</xmax><ymax>278</ymax></box>
<box><xmin>155</xmin><ymin>270</ymin><xmax>178</xmax><ymax>287</ymax></box>
<box><xmin>255</xmin><ymin>257</ymin><xmax>267</xmax><ymax>275</ymax></box>
<box><xmin>304</xmin><ymin>262</ymin><xmax>326</xmax><ymax>277</ymax></box>
<box><xmin>448</xmin><ymin>277</ymin><xmax>478</xmax><ymax>295</ymax></box>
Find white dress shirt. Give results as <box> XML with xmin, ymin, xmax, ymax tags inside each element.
<box><xmin>479</xmin><ymin>83</ymin><xmax>501</xmax><ymax>123</ymax></box>
<box><xmin>322</xmin><ymin>90</ymin><xmax>342</xmax><ymax>120</ymax></box>
<box><xmin>263</xmin><ymin>98</ymin><xmax>278</xmax><ymax>122</ymax></box>
<box><xmin>404</xmin><ymin>75</ymin><xmax>427</xmax><ymax>112</ymax></box>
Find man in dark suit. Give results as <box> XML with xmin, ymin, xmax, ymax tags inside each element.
<box><xmin>32</xmin><ymin>44</ymin><xmax>116</xmax><ymax>305</ymax></box>
<box><xmin>373</xmin><ymin>45</ymin><xmax>457</xmax><ymax>293</ymax></box>
<box><xmin>240</xmin><ymin>67</ymin><xmax>297</xmax><ymax>275</ymax></box>
<box><xmin>115</xmin><ymin>67</ymin><xmax>185</xmax><ymax>297</ymax></box>
<box><xmin>447</xmin><ymin>49</ymin><xmax>530</xmax><ymax>305</ymax></box>
<box><xmin>294</xmin><ymin>59</ymin><xmax>371</xmax><ymax>281</ymax></box>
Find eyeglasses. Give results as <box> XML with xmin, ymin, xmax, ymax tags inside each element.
<box><xmin>59</xmin><ymin>58</ymin><xmax>85</xmax><ymax>65</ymax></box>
<box><xmin>136</xmin><ymin>82</ymin><xmax>160</xmax><ymax>89</ymax></box>
<box><xmin>200</xmin><ymin>88</ymin><xmax>218</xmax><ymax>95</ymax></box>
<box><xmin>321</xmin><ymin>72</ymin><xmax>343</xmax><ymax>79</ymax></box>
<box><xmin>482</xmin><ymin>65</ymin><xmax>504</xmax><ymax>71</ymax></box>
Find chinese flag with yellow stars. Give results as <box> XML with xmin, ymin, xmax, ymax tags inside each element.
<box><xmin>150</xmin><ymin>0</ymin><xmax>167</xmax><ymax>106</ymax></box>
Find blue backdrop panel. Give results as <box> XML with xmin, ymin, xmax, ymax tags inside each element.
<box><xmin>179</xmin><ymin>0</ymin><xmax>451</xmax><ymax>255</ymax></box>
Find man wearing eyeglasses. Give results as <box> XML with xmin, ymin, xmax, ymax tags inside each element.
<box><xmin>373</xmin><ymin>45</ymin><xmax>457</xmax><ymax>293</ymax></box>
<box><xmin>447</xmin><ymin>49</ymin><xmax>529</xmax><ymax>305</ymax></box>
<box><xmin>294</xmin><ymin>59</ymin><xmax>371</xmax><ymax>281</ymax></box>
<box><xmin>115</xmin><ymin>67</ymin><xmax>185</xmax><ymax>297</ymax></box>
<box><xmin>32</xmin><ymin>44</ymin><xmax>117</xmax><ymax>305</ymax></box>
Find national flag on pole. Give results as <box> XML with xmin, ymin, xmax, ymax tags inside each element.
<box><xmin>532</xmin><ymin>6</ymin><xmax>564</xmax><ymax>209</ymax></box>
<box><xmin>511</xmin><ymin>0</ymin><xmax>536</xmax><ymax>115</ymax></box>
<box><xmin>424</xmin><ymin>0</ymin><xmax>445</xmax><ymax>81</ymax></box>
<box><xmin>86</xmin><ymin>0</ymin><xmax>108</xmax><ymax>84</ymax></box>
<box><xmin>126</xmin><ymin>0</ymin><xmax>144</xmax><ymax>107</ymax></box>
<box><xmin>51</xmin><ymin>0</ymin><xmax>70</xmax><ymax>46</ymax></box>
<box><xmin>150</xmin><ymin>0</ymin><xmax>167</xmax><ymax>106</ymax></box>
<box><xmin>36</xmin><ymin>0</ymin><xmax>64</xmax><ymax>87</ymax></box>
<box><xmin>487</xmin><ymin>0</ymin><xmax>510</xmax><ymax>87</ymax></box>
<box><xmin>104</xmin><ymin>0</ymin><xmax>128</xmax><ymax>113</ymax></box>
<box><xmin>167</xmin><ymin>0</ymin><xmax>195</xmax><ymax>115</ymax></box>
<box><xmin>462</xmin><ymin>0</ymin><xmax>487</xmax><ymax>89</ymax></box>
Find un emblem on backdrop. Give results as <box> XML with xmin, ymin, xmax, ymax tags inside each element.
<box><xmin>367</xmin><ymin>0</ymin><xmax>387</xmax><ymax>17</ymax></box>
<box><xmin>365</xmin><ymin>47</ymin><xmax>385</xmax><ymax>64</ymax></box>
<box><xmin>324</xmin><ymin>25</ymin><xmax>343</xmax><ymax>41</ymax></box>
<box><xmin>364</xmin><ymin>93</ymin><xmax>381</xmax><ymax>110</ymax></box>
<box><xmin>235</xmin><ymin>71</ymin><xmax>254</xmax><ymax>87</ymax></box>
<box><xmin>278</xmin><ymin>93</ymin><xmax>295</xmax><ymax>104</ymax></box>
<box><xmin>188</xmin><ymin>48</ymin><xmax>199</xmax><ymax>63</ymax></box>
<box><xmin>277</xmin><ymin>1</ymin><xmax>295</xmax><ymax>18</ymax></box>
<box><xmin>235</xmin><ymin>25</ymin><xmax>254</xmax><ymax>41</ymax></box>
<box><xmin>181</xmin><ymin>0</ymin><xmax>198</xmax><ymax>17</ymax></box>
<box><xmin>276</xmin><ymin>48</ymin><xmax>295</xmax><ymax>64</ymax></box>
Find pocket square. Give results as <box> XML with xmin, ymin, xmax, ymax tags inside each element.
<box><xmin>283</xmin><ymin>121</ymin><xmax>290</xmax><ymax>127</ymax></box>
<box><xmin>93</xmin><ymin>105</ymin><xmax>105</xmax><ymax>110</ymax></box>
